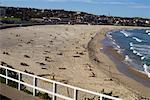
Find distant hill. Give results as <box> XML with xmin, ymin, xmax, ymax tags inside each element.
<box><xmin>0</xmin><ymin>6</ymin><xmax>150</xmax><ymax>27</ymax></box>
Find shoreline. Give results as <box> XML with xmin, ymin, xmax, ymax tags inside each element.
<box><xmin>104</xmin><ymin>45</ymin><xmax>150</xmax><ymax>81</ymax></box>
<box><xmin>87</xmin><ymin>28</ymin><xmax>150</xmax><ymax>98</ymax></box>
<box><xmin>104</xmin><ymin>29</ymin><xmax>150</xmax><ymax>80</ymax></box>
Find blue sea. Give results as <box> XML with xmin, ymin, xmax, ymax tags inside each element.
<box><xmin>106</xmin><ymin>29</ymin><xmax>150</xmax><ymax>78</ymax></box>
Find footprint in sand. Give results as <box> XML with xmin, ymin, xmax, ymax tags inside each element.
<box><xmin>24</xmin><ymin>55</ymin><xmax>30</xmax><ymax>58</ymax></box>
<box><xmin>3</xmin><ymin>51</ymin><xmax>10</xmax><ymax>55</ymax></box>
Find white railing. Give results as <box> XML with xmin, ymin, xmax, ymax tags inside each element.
<box><xmin>0</xmin><ymin>65</ymin><xmax>122</xmax><ymax>100</ymax></box>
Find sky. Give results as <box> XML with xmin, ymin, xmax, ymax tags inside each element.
<box><xmin>0</xmin><ymin>0</ymin><xmax>150</xmax><ymax>18</ymax></box>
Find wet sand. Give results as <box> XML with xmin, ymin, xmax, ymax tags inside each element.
<box><xmin>0</xmin><ymin>25</ymin><xmax>149</xmax><ymax>99</ymax></box>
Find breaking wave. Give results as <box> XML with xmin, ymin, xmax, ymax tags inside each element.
<box><xmin>130</xmin><ymin>43</ymin><xmax>150</xmax><ymax>56</ymax></box>
<box><xmin>129</xmin><ymin>42</ymin><xmax>150</xmax><ymax>77</ymax></box>
<box><xmin>145</xmin><ymin>30</ymin><xmax>150</xmax><ymax>36</ymax></box>
<box><xmin>146</xmin><ymin>30</ymin><xmax>150</xmax><ymax>33</ymax></box>
<box><xmin>120</xmin><ymin>30</ymin><xmax>132</xmax><ymax>37</ymax></box>
<box><xmin>107</xmin><ymin>29</ymin><xmax>150</xmax><ymax>78</ymax></box>
<box><xmin>132</xmin><ymin>37</ymin><xmax>143</xmax><ymax>42</ymax></box>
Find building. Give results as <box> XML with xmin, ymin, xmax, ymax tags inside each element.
<box><xmin>0</xmin><ymin>7</ymin><xmax>6</xmax><ymax>17</ymax></box>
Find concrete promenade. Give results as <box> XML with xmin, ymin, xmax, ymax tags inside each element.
<box><xmin>0</xmin><ymin>83</ymin><xmax>40</xmax><ymax>100</ymax></box>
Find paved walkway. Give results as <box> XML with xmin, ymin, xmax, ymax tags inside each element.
<box><xmin>0</xmin><ymin>83</ymin><xmax>40</xmax><ymax>100</ymax></box>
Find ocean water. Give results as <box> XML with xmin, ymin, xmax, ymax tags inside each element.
<box><xmin>106</xmin><ymin>29</ymin><xmax>150</xmax><ymax>78</ymax></box>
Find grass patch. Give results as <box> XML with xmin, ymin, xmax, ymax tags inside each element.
<box><xmin>0</xmin><ymin>17</ymin><xmax>21</xmax><ymax>21</ymax></box>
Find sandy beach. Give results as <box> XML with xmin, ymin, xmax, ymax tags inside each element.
<box><xmin>0</xmin><ymin>25</ymin><xmax>150</xmax><ymax>100</ymax></box>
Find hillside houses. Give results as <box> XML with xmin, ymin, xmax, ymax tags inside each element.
<box><xmin>0</xmin><ymin>6</ymin><xmax>150</xmax><ymax>27</ymax></box>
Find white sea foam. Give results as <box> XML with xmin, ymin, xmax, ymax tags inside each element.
<box><xmin>129</xmin><ymin>42</ymin><xmax>133</xmax><ymax>46</ymax></box>
<box><xmin>129</xmin><ymin>43</ymin><xmax>150</xmax><ymax>58</ymax></box>
<box><xmin>113</xmin><ymin>43</ymin><xmax>122</xmax><ymax>53</ymax></box>
<box><xmin>131</xmin><ymin>48</ymin><xmax>150</xmax><ymax>56</ymax></box>
<box><xmin>132</xmin><ymin>37</ymin><xmax>143</xmax><ymax>42</ymax></box>
<box><xmin>116</xmin><ymin>45</ymin><xmax>120</xmax><ymax>49</ymax></box>
<box><xmin>136</xmin><ymin>52</ymin><xmax>142</xmax><ymax>56</ymax></box>
<box><xmin>141</xmin><ymin>56</ymin><xmax>145</xmax><ymax>60</ymax></box>
<box><xmin>112</xmin><ymin>41</ymin><xmax>120</xmax><ymax>49</ymax></box>
<box><xmin>130</xmin><ymin>47</ymin><xmax>133</xmax><ymax>50</ymax></box>
<box><xmin>106</xmin><ymin>32</ymin><xmax>123</xmax><ymax>54</ymax></box>
<box><xmin>131</xmin><ymin>48</ymin><xmax>150</xmax><ymax>55</ymax></box>
<box><xmin>120</xmin><ymin>30</ymin><xmax>129</xmax><ymax>37</ymax></box>
<box><xmin>145</xmin><ymin>30</ymin><xmax>150</xmax><ymax>35</ymax></box>
<box><xmin>106</xmin><ymin>33</ymin><xmax>113</xmax><ymax>40</ymax></box>
<box><xmin>114</xmin><ymin>41</ymin><xmax>123</xmax><ymax>53</ymax></box>
<box><xmin>130</xmin><ymin>43</ymin><xmax>150</xmax><ymax>50</ymax></box>
<box><xmin>125</xmin><ymin>55</ymin><xmax>132</xmax><ymax>62</ymax></box>
<box><xmin>133</xmin><ymin>50</ymin><xmax>137</xmax><ymax>54</ymax></box>
<box><xmin>107</xmin><ymin>33</ymin><xmax>112</xmax><ymax>38</ymax></box>
<box><xmin>143</xmin><ymin>64</ymin><xmax>150</xmax><ymax>78</ymax></box>
<box><xmin>132</xmin><ymin>47</ymin><xmax>150</xmax><ymax>51</ymax></box>
<box><xmin>120</xmin><ymin>30</ymin><xmax>133</xmax><ymax>37</ymax></box>
<box><xmin>146</xmin><ymin>30</ymin><xmax>150</xmax><ymax>33</ymax></box>
<box><xmin>132</xmin><ymin>50</ymin><xmax>142</xmax><ymax>56</ymax></box>
<box><xmin>130</xmin><ymin>46</ymin><xmax>150</xmax><ymax>54</ymax></box>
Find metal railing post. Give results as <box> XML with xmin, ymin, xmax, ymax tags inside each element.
<box><xmin>74</xmin><ymin>89</ymin><xmax>78</xmax><ymax>100</ymax></box>
<box><xmin>100</xmin><ymin>96</ymin><xmax>103</xmax><ymax>100</ymax></box>
<box><xmin>33</xmin><ymin>76</ymin><xmax>37</xmax><ymax>96</ymax></box>
<box><xmin>53</xmin><ymin>82</ymin><xmax>57</xmax><ymax>100</ymax></box>
<box><xmin>6</xmin><ymin>68</ymin><xmax>8</xmax><ymax>84</ymax></box>
<box><xmin>18</xmin><ymin>72</ymin><xmax>21</xmax><ymax>90</ymax></box>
